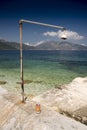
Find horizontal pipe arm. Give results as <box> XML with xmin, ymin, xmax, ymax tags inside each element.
<box><xmin>19</xmin><ymin>19</ymin><xmax>66</xmax><ymax>30</ymax></box>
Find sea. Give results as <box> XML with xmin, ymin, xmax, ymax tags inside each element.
<box><xmin>0</xmin><ymin>50</ymin><xmax>87</xmax><ymax>95</ymax></box>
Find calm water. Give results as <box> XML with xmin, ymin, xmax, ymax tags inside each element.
<box><xmin>0</xmin><ymin>50</ymin><xmax>87</xmax><ymax>95</ymax></box>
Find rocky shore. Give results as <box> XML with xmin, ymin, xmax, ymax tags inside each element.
<box><xmin>1</xmin><ymin>77</ymin><xmax>87</xmax><ymax>130</ymax></box>
<box><xmin>33</xmin><ymin>77</ymin><xmax>87</xmax><ymax>125</ymax></box>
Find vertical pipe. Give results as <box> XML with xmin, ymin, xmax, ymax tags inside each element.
<box><xmin>20</xmin><ymin>22</ymin><xmax>25</xmax><ymax>103</ymax></box>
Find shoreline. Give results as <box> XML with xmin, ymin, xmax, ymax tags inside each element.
<box><xmin>33</xmin><ymin>77</ymin><xmax>87</xmax><ymax>125</ymax></box>
<box><xmin>0</xmin><ymin>82</ymin><xmax>87</xmax><ymax>130</ymax></box>
<box><xmin>1</xmin><ymin>76</ymin><xmax>87</xmax><ymax>125</ymax></box>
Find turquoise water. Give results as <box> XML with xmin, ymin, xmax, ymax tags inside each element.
<box><xmin>0</xmin><ymin>50</ymin><xmax>87</xmax><ymax>95</ymax></box>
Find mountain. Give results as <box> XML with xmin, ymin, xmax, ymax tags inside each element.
<box><xmin>0</xmin><ymin>39</ymin><xmax>35</xmax><ymax>50</ymax></box>
<box><xmin>0</xmin><ymin>39</ymin><xmax>87</xmax><ymax>50</ymax></box>
<box><xmin>35</xmin><ymin>41</ymin><xmax>58</xmax><ymax>50</ymax></box>
<box><xmin>0</xmin><ymin>39</ymin><xmax>17</xmax><ymax>50</ymax></box>
<box><xmin>35</xmin><ymin>41</ymin><xmax>87</xmax><ymax>50</ymax></box>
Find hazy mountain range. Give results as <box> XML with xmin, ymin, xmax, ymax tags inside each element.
<box><xmin>34</xmin><ymin>41</ymin><xmax>87</xmax><ymax>50</ymax></box>
<box><xmin>0</xmin><ymin>39</ymin><xmax>34</xmax><ymax>50</ymax></box>
<box><xmin>0</xmin><ymin>39</ymin><xmax>87</xmax><ymax>50</ymax></box>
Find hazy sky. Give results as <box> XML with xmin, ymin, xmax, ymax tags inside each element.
<box><xmin>0</xmin><ymin>0</ymin><xmax>87</xmax><ymax>45</ymax></box>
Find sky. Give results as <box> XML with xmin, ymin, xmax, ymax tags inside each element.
<box><xmin>0</xmin><ymin>0</ymin><xmax>87</xmax><ymax>45</ymax></box>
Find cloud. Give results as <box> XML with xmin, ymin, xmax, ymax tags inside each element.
<box><xmin>43</xmin><ymin>30</ymin><xmax>84</xmax><ymax>40</ymax></box>
<box><xmin>44</xmin><ymin>32</ymin><xmax>57</xmax><ymax>37</ymax></box>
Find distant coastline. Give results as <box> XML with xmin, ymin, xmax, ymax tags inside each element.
<box><xmin>0</xmin><ymin>39</ymin><xmax>87</xmax><ymax>50</ymax></box>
